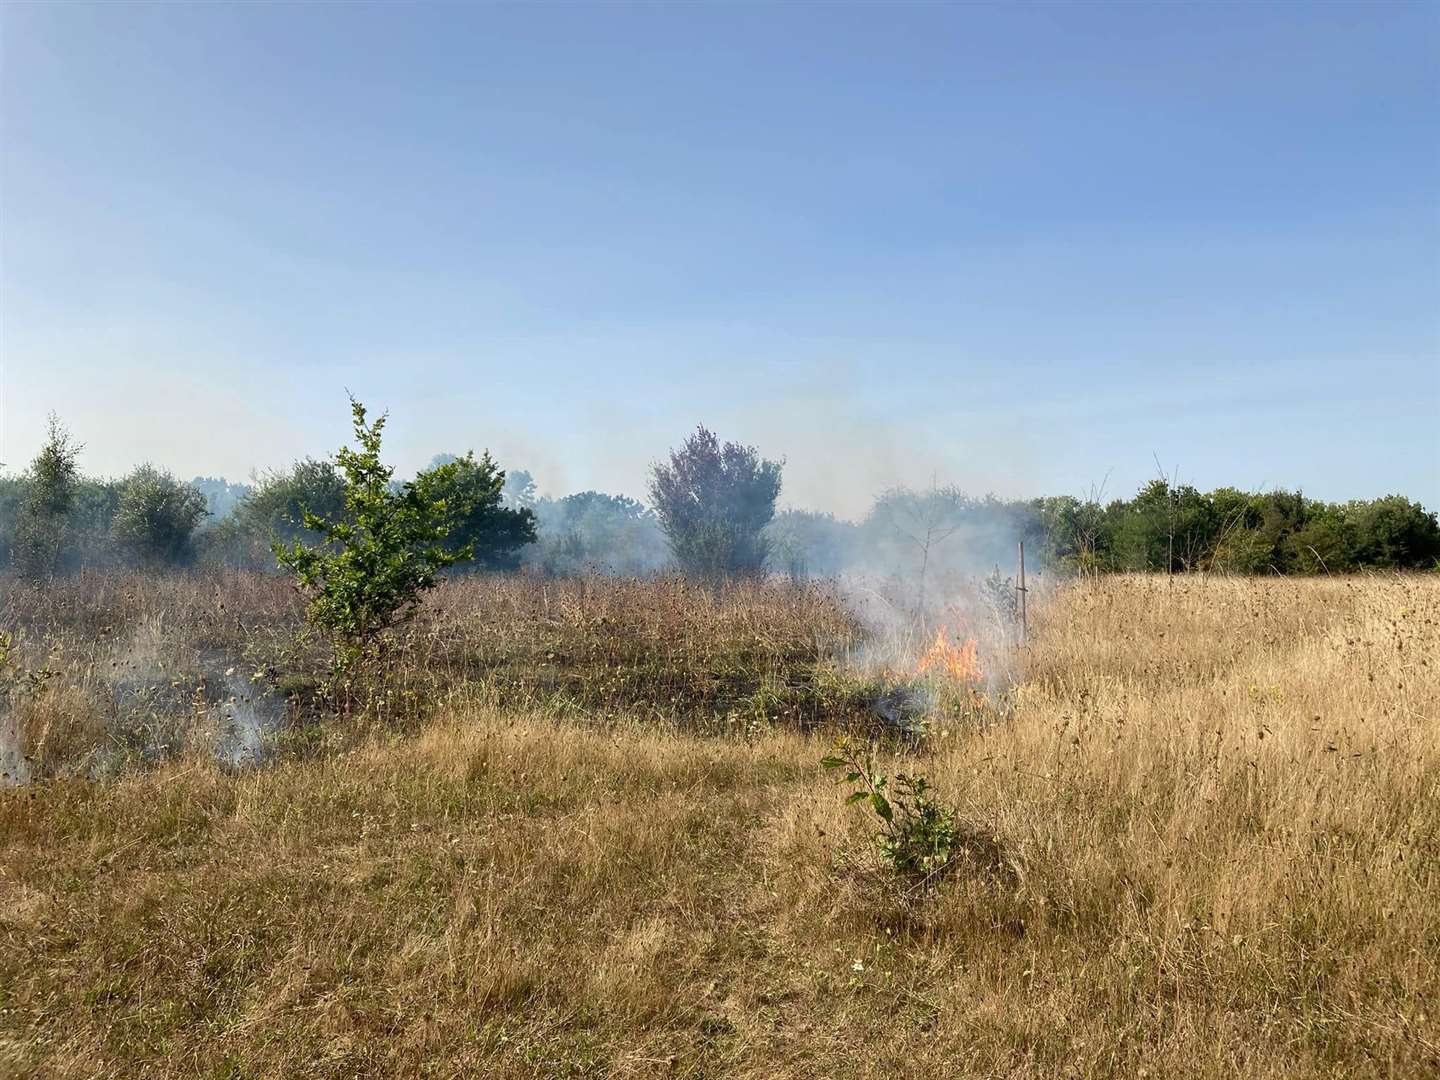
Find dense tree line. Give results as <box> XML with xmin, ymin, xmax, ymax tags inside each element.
<box><xmin>1030</xmin><ymin>481</ymin><xmax>1439</xmax><ymax>574</ymax></box>
<box><xmin>763</xmin><ymin>483</ymin><xmax>1439</xmax><ymax>578</ymax></box>
<box><xmin>0</xmin><ymin>416</ymin><xmax>536</xmax><ymax>578</ymax></box>
<box><xmin>1</xmin><ymin>415</ymin><xmax>1435</xmax><ymax>580</ymax></box>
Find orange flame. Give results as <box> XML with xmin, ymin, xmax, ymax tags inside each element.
<box><xmin>915</xmin><ymin>628</ymin><xmax>983</xmax><ymax>685</ymax></box>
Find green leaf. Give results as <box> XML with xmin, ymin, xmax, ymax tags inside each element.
<box><xmin>870</xmin><ymin>794</ymin><xmax>892</xmax><ymax>821</ymax></box>
<box><xmin>844</xmin><ymin>791</ymin><xmax>868</xmax><ymax>806</ymax></box>
<box><xmin>819</xmin><ymin>755</ymin><xmax>846</xmax><ymax>769</ymax></box>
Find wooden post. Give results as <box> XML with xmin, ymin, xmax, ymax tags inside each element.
<box><xmin>1017</xmin><ymin>539</ymin><xmax>1028</xmax><ymax>645</ymax></box>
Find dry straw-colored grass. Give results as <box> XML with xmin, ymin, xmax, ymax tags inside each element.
<box><xmin>1</xmin><ymin>572</ymin><xmax>869</xmax><ymax>778</ymax></box>
<box><xmin>1</xmin><ymin>572</ymin><xmax>1436</xmax><ymax>1078</ymax></box>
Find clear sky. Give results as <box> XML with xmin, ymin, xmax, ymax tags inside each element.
<box><xmin>2</xmin><ymin>1</ymin><xmax>1436</xmax><ymax>517</ymax></box>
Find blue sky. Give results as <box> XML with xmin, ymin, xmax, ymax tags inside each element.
<box><xmin>2</xmin><ymin>2</ymin><xmax>1436</xmax><ymax>516</ymax></box>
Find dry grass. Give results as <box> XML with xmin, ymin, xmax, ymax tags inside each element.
<box><xmin>0</xmin><ymin>573</ymin><xmax>873</xmax><ymax>779</ymax></box>
<box><xmin>2</xmin><ymin>573</ymin><xmax>1437</xmax><ymax>1078</ymax></box>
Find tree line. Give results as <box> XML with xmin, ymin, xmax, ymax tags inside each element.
<box><xmin>2</xmin><ymin>409</ymin><xmax>1436</xmax><ymax>583</ymax></box>
<box><xmin>768</xmin><ymin>481</ymin><xmax>1440</xmax><ymax>579</ymax></box>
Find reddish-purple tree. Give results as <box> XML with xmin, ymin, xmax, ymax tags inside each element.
<box><xmin>648</xmin><ymin>426</ymin><xmax>782</xmax><ymax>579</ymax></box>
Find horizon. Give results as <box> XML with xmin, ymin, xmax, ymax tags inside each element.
<box><xmin>3</xmin><ymin>2</ymin><xmax>1437</xmax><ymax>517</ymax></box>
<box><xmin>6</xmin><ymin>413</ymin><xmax>1436</xmax><ymax>523</ymax></box>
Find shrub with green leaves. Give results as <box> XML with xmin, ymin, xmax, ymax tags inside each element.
<box><xmin>822</xmin><ymin>736</ymin><xmax>965</xmax><ymax>885</ymax></box>
<box><xmin>242</xmin><ymin>459</ymin><xmax>348</xmax><ymax>545</ymax></box>
<box><xmin>12</xmin><ymin>415</ymin><xmax>81</xmax><ymax>580</ymax></box>
<box><xmin>273</xmin><ymin>399</ymin><xmax>471</xmax><ymax>669</ymax></box>
<box><xmin>410</xmin><ymin>450</ymin><xmax>536</xmax><ymax>570</ymax></box>
<box><xmin>112</xmin><ymin>465</ymin><xmax>208</xmax><ymax>566</ymax></box>
<box><xmin>193</xmin><ymin>458</ymin><xmax>349</xmax><ymax>571</ymax></box>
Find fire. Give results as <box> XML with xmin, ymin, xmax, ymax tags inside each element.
<box><xmin>916</xmin><ymin>627</ymin><xmax>983</xmax><ymax>685</ymax></box>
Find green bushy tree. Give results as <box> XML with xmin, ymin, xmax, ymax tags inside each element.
<box><xmin>67</xmin><ymin>478</ymin><xmax>125</xmax><ymax>570</ymax></box>
<box><xmin>1283</xmin><ymin>506</ymin><xmax>1354</xmax><ymax>573</ymax></box>
<box><xmin>241</xmin><ymin>459</ymin><xmax>347</xmax><ymax>544</ymax></box>
<box><xmin>1345</xmin><ymin>495</ymin><xmax>1440</xmax><ymax>569</ymax></box>
<box><xmin>411</xmin><ymin>451</ymin><xmax>536</xmax><ymax>570</ymax></box>
<box><xmin>1106</xmin><ymin>479</ymin><xmax>1219</xmax><ymax>573</ymax></box>
<box><xmin>112</xmin><ymin>466</ymin><xmax>209</xmax><ymax>565</ymax></box>
<box><xmin>1207</xmin><ymin>488</ymin><xmax>1266</xmax><ymax>572</ymax></box>
<box><xmin>274</xmin><ymin>399</ymin><xmax>470</xmax><ymax>667</ymax></box>
<box><xmin>1210</xmin><ymin>527</ymin><xmax>1276</xmax><ymax>574</ymax></box>
<box><xmin>13</xmin><ymin>416</ymin><xmax>82</xmax><ymax>579</ymax></box>
<box><xmin>189</xmin><ymin>458</ymin><xmax>353</xmax><ymax>571</ymax></box>
<box><xmin>1031</xmin><ymin>495</ymin><xmax>1088</xmax><ymax>571</ymax></box>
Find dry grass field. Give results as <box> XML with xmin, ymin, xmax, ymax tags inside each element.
<box><xmin>1</xmin><ymin>572</ymin><xmax>1436</xmax><ymax>1078</ymax></box>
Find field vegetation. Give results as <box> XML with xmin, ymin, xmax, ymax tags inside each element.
<box><xmin>2</xmin><ymin>409</ymin><xmax>1437</xmax><ymax>582</ymax></box>
<box><xmin>2</xmin><ymin>571</ymin><xmax>1436</xmax><ymax>1078</ymax></box>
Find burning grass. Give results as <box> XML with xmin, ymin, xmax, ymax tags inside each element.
<box><xmin>2</xmin><ymin>572</ymin><xmax>919</xmax><ymax>778</ymax></box>
<box><xmin>2</xmin><ymin>572</ymin><xmax>1437</xmax><ymax>1078</ymax></box>
<box><xmin>915</xmin><ymin>626</ymin><xmax>982</xmax><ymax>685</ymax></box>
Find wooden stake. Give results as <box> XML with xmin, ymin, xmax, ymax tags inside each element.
<box><xmin>1017</xmin><ymin>539</ymin><xmax>1028</xmax><ymax>645</ymax></box>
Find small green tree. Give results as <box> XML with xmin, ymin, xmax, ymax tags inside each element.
<box><xmin>241</xmin><ymin>458</ymin><xmax>348</xmax><ymax>544</ymax></box>
<box><xmin>13</xmin><ymin>415</ymin><xmax>82</xmax><ymax>580</ymax></box>
<box><xmin>1210</xmin><ymin>527</ymin><xmax>1275</xmax><ymax>574</ymax></box>
<box><xmin>0</xmin><ymin>475</ymin><xmax>24</xmax><ymax>570</ymax></box>
<box><xmin>112</xmin><ymin>466</ymin><xmax>209</xmax><ymax>565</ymax></box>
<box><xmin>411</xmin><ymin>451</ymin><xmax>536</xmax><ymax>570</ymax></box>
<box><xmin>1284</xmin><ymin>507</ymin><xmax>1356</xmax><ymax>573</ymax></box>
<box><xmin>198</xmin><ymin>458</ymin><xmax>351</xmax><ymax>570</ymax></box>
<box><xmin>274</xmin><ymin>399</ymin><xmax>470</xmax><ymax>668</ymax></box>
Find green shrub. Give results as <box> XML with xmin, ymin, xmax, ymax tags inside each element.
<box><xmin>410</xmin><ymin>450</ymin><xmax>536</xmax><ymax>570</ymax></box>
<box><xmin>0</xmin><ymin>474</ymin><xmax>22</xmax><ymax>569</ymax></box>
<box><xmin>112</xmin><ymin>466</ymin><xmax>209</xmax><ymax>565</ymax></box>
<box><xmin>273</xmin><ymin>398</ymin><xmax>470</xmax><ymax>670</ymax></box>
<box><xmin>822</xmin><ymin>736</ymin><xmax>965</xmax><ymax>886</ymax></box>
<box><xmin>240</xmin><ymin>459</ymin><xmax>347</xmax><ymax>546</ymax></box>
<box><xmin>1345</xmin><ymin>495</ymin><xmax>1440</xmax><ymax>569</ymax></box>
<box><xmin>12</xmin><ymin>415</ymin><xmax>81</xmax><ymax>580</ymax></box>
<box><xmin>1211</xmin><ymin>527</ymin><xmax>1276</xmax><ymax>574</ymax></box>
